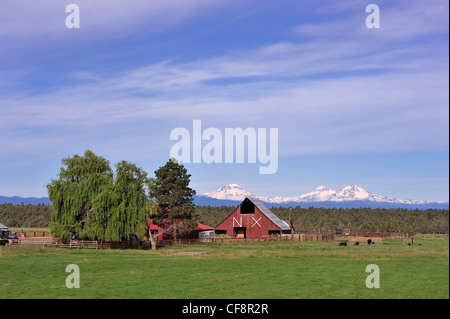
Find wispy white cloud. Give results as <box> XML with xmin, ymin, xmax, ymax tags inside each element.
<box><xmin>0</xmin><ymin>0</ymin><xmax>448</xmax><ymax>200</ymax></box>
<box><xmin>1</xmin><ymin>52</ymin><xmax>447</xmax><ymax>161</ymax></box>
<box><xmin>0</xmin><ymin>3</ymin><xmax>448</xmax><ymax>154</ymax></box>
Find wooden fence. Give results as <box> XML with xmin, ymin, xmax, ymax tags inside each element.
<box><xmin>7</xmin><ymin>231</ymin><xmax>418</xmax><ymax>249</ymax></box>
<box><xmin>296</xmin><ymin>230</ymin><xmax>417</xmax><ymax>238</ymax></box>
<box><xmin>8</xmin><ymin>235</ymin><xmax>327</xmax><ymax>248</ymax></box>
<box><xmin>11</xmin><ymin>239</ymin><xmax>102</xmax><ymax>249</ymax></box>
<box><xmin>8</xmin><ymin>238</ymin><xmax>153</xmax><ymax>249</ymax></box>
<box><xmin>212</xmin><ymin>233</ymin><xmax>328</xmax><ymax>243</ymax></box>
<box><xmin>11</xmin><ymin>238</ymin><xmax>53</xmax><ymax>245</ymax></box>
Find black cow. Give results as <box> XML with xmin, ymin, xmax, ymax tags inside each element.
<box><xmin>367</xmin><ymin>239</ymin><xmax>372</xmax><ymax>245</ymax></box>
<box><xmin>338</xmin><ymin>242</ymin><xmax>347</xmax><ymax>246</ymax></box>
<box><xmin>354</xmin><ymin>242</ymin><xmax>359</xmax><ymax>245</ymax></box>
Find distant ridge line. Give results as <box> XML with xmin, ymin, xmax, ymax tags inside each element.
<box><xmin>0</xmin><ymin>195</ymin><xmax>448</xmax><ymax>210</ymax></box>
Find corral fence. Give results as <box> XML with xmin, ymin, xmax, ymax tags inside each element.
<box><xmin>9</xmin><ymin>239</ymin><xmax>151</xmax><ymax>249</ymax></box>
<box><xmin>9</xmin><ymin>238</ymin><xmax>100</xmax><ymax>249</ymax></box>
<box><xmin>6</xmin><ymin>230</ymin><xmax>421</xmax><ymax>249</ymax></box>
<box><xmin>7</xmin><ymin>234</ymin><xmax>328</xmax><ymax>248</ymax></box>
<box><xmin>197</xmin><ymin>233</ymin><xmax>328</xmax><ymax>244</ymax></box>
<box><xmin>297</xmin><ymin>230</ymin><xmax>418</xmax><ymax>238</ymax></box>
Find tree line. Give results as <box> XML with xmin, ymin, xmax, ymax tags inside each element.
<box><xmin>1</xmin><ymin>202</ymin><xmax>448</xmax><ymax>234</ymax></box>
<box><xmin>0</xmin><ymin>203</ymin><xmax>53</xmax><ymax>228</ymax></box>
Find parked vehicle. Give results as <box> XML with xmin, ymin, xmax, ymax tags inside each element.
<box><xmin>1</xmin><ymin>223</ymin><xmax>11</xmax><ymax>245</ymax></box>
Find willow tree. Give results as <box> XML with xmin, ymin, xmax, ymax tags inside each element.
<box><xmin>149</xmin><ymin>159</ymin><xmax>196</xmax><ymax>241</ymax></box>
<box><xmin>105</xmin><ymin>160</ymin><xmax>150</xmax><ymax>241</ymax></box>
<box><xmin>47</xmin><ymin>150</ymin><xmax>150</xmax><ymax>241</ymax></box>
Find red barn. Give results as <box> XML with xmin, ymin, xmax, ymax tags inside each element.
<box><xmin>215</xmin><ymin>197</ymin><xmax>293</xmax><ymax>238</ymax></box>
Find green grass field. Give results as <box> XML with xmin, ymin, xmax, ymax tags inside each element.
<box><xmin>0</xmin><ymin>235</ymin><xmax>448</xmax><ymax>299</ymax></box>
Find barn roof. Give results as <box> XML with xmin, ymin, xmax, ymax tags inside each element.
<box><xmin>246</xmin><ymin>197</ymin><xmax>291</xmax><ymax>231</ymax></box>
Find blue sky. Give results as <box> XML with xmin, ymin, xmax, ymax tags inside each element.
<box><xmin>0</xmin><ymin>0</ymin><xmax>448</xmax><ymax>202</ymax></box>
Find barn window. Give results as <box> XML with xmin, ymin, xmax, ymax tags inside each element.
<box><xmin>240</xmin><ymin>198</ymin><xmax>255</xmax><ymax>214</ymax></box>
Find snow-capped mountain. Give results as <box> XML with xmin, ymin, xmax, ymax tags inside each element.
<box><xmin>203</xmin><ymin>184</ymin><xmax>258</xmax><ymax>201</ymax></box>
<box><xmin>202</xmin><ymin>184</ymin><xmax>430</xmax><ymax>205</ymax></box>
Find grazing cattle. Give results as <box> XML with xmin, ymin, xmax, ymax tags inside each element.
<box><xmin>367</xmin><ymin>239</ymin><xmax>372</xmax><ymax>245</ymax></box>
<box><xmin>338</xmin><ymin>242</ymin><xmax>347</xmax><ymax>246</ymax></box>
<box><xmin>354</xmin><ymin>242</ymin><xmax>359</xmax><ymax>245</ymax></box>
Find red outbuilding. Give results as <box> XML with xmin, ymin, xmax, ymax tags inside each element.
<box><xmin>215</xmin><ymin>197</ymin><xmax>293</xmax><ymax>238</ymax></box>
<box><xmin>148</xmin><ymin>219</ymin><xmax>214</xmax><ymax>240</ymax></box>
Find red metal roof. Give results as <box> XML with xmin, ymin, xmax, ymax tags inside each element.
<box><xmin>193</xmin><ymin>223</ymin><xmax>214</xmax><ymax>231</ymax></box>
<box><xmin>147</xmin><ymin>219</ymin><xmax>213</xmax><ymax>231</ymax></box>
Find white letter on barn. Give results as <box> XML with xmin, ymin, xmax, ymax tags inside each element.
<box><xmin>252</xmin><ymin>217</ymin><xmax>261</xmax><ymax>228</ymax></box>
<box><xmin>233</xmin><ymin>217</ymin><xmax>242</xmax><ymax>227</ymax></box>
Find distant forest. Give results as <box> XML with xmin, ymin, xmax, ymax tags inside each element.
<box><xmin>1</xmin><ymin>203</ymin><xmax>448</xmax><ymax>234</ymax></box>
<box><xmin>0</xmin><ymin>203</ymin><xmax>53</xmax><ymax>228</ymax></box>
<box><xmin>195</xmin><ymin>206</ymin><xmax>449</xmax><ymax>234</ymax></box>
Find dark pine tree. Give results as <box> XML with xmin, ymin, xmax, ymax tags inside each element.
<box><xmin>149</xmin><ymin>159</ymin><xmax>197</xmax><ymax>241</ymax></box>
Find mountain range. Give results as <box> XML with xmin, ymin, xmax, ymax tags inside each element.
<box><xmin>203</xmin><ymin>184</ymin><xmax>431</xmax><ymax>204</ymax></box>
<box><xmin>0</xmin><ymin>184</ymin><xmax>448</xmax><ymax>209</ymax></box>
<box><xmin>198</xmin><ymin>184</ymin><xmax>449</xmax><ymax>209</ymax></box>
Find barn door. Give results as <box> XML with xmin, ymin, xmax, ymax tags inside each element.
<box><xmin>234</xmin><ymin>227</ymin><xmax>246</xmax><ymax>238</ymax></box>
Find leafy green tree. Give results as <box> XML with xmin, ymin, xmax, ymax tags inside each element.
<box><xmin>47</xmin><ymin>150</ymin><xmax>113</xmax><ymax>240</ymax></box>
<box><xmin>47</xmin><ymin>150</ymin><xmax>150</xmax><ymax>241</ymax></box>
<box><xmin>149</xmin><ymin>159</ymin><xmax>196</xmax><ymax>241</ymax></box>
<box><xmin>106</xmin><ymin>161</ymin><xmax>150</xmax><ymax>241</ymax></box>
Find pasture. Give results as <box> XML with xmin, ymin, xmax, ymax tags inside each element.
<box><xmin>0</xmin><ymin>235</ymin><xmax>448</xmax><ymax>299</ymax></box>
